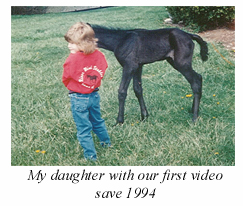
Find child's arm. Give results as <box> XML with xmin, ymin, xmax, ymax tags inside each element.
<box><xmin>62</xmin><ymin>61</ymin><xmax>71</xmax><ymax>87</ymax></box>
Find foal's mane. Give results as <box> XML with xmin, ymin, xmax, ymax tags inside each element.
<box><xmin>90</xmin><ymin>24</ymin><xmax>135</xmax><ymax>32</ymax></box>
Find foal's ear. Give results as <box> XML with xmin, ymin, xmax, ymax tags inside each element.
<box><xmin>86</xmin><ymin>22</ymin><xmax>92</xmax><ymax>27</ymax></box>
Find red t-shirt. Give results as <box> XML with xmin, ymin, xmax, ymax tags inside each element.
<box><xmin>62</xmin><ymin>50</ymin><xmax>108</xmax><ymax>94</ymax></box>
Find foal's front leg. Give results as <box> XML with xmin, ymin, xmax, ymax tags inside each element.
<box><xmin>133</xmin><ymin>67</ymin><xmax>149</xmax><ymax>121</ymax></box>
<box><xmin>117</xmin><ymin>68</ymin><xmax>134</xmax><ymax>125</ymax></box>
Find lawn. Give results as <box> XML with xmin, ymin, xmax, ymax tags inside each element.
<box><xmin>11</xmin><ymin>6</ymin><xmax>235</xmax><ymax>166</ymax></box>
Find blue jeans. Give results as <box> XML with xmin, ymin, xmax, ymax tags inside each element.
<box><xmin>69</xmin><ymin>92</ymin><xmax>111</xmax><ymax>160</ymax></box>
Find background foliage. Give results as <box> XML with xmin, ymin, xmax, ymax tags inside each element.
<box><xmin>166</xmin><ymin>6</ymin><xmax>235</xmax><ymax>31</ymax></box>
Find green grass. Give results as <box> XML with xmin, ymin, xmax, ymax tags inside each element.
<box><xmin>11</xmin><ymin>6</ymin><xmax>235</xmax><ymax>166</ymax></box>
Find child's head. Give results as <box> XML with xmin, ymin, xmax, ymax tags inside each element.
<box><xmin>64</xmin><ymin>22</ymin><xmax>98</xmax><ymax>54</ymax></box>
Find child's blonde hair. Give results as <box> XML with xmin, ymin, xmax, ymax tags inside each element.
<box><xmin>64</xmin><ymin>22</ymin><xmax>98</xmax><ymax>54</ymax></box>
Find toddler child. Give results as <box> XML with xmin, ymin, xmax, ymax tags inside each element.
<box><xmin>62</xmin><ymin>22</ymin><xmax>111</xmax><ymax>161</ymax></box>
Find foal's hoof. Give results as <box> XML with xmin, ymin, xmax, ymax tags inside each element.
<box><xmin>141</xmin><ymin>117</ymin><xmax>149</xmax><ymax>123</ymax></box>
<box><xmin>113</xmin><ymin>121</ymin><xmax>124</xmax><ymax>127</ymax></box>
<box><xmin>192</xmin><ymin>116</ymin><xmax>199</xmax><ymax>123</ymax></box>
<box><xmin>141</xmin><ymin>114</ymin><xmax>149</xmax><ymax>122</ymax></box>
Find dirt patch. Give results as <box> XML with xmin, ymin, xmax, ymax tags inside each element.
<box><xmin>199</xmin><ymin>28</ymin><xmax>235</xmax><ymax>51</ymax></box>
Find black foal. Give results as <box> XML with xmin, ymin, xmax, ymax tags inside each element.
<box><xmin>91</xmin><ymin>25</ymin><xmax>208</xmax><ymax>124</ymax></box>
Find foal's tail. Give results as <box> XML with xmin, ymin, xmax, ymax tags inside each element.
<box><xmin>189</xmin><ymin>34</ymin><xmax>209</xmax><ymax>62</ymax></box>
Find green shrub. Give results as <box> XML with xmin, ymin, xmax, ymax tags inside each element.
<box><xmin>166</xmin><ymin>6</ymin><xmax>235</xmax><ymax>31</ymax></box>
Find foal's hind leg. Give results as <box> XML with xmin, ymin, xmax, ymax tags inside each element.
<box><xmin>182</xmin><ymin>69</ymin><xmax>202</xmax><ymax>122</ymax></box>
<box><xmin>167</xmin><ymin>58</ymin><xmax>202</xmax><ymax>122</ymax></box>
<box><xmin>133</xmin><ymin>66</ymin><xmax>149</xmax><ymax>121</ymax></box>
